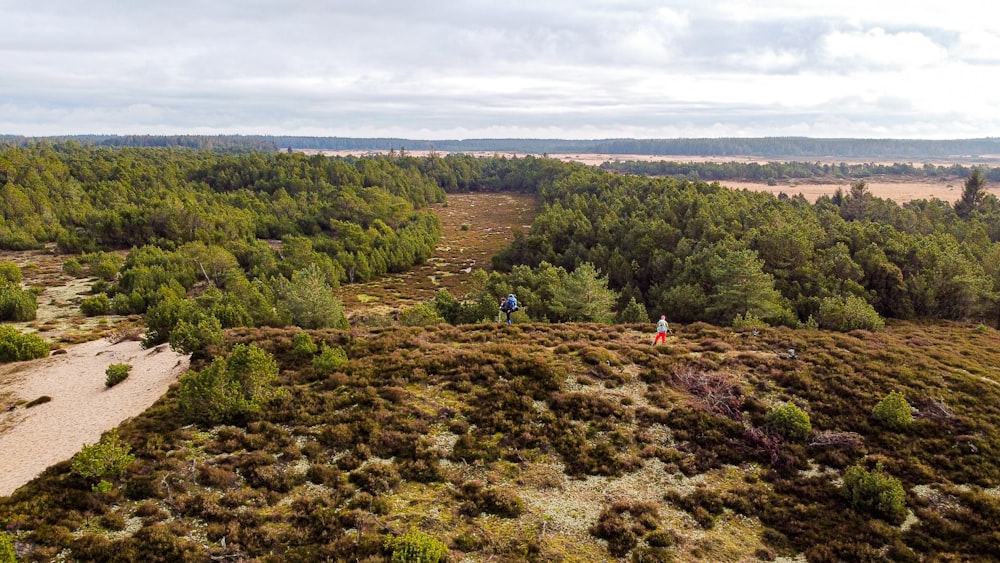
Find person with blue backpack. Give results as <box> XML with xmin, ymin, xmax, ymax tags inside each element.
<box><xmin>500</xmin><ymin>293</ymin><xmax>518</xmax><ymax>325</ymax></box>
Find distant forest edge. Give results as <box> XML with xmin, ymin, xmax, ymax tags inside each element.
<box><xmin>4</xmin><ymin>134</ymin><xmax>1000</xmax><ymax>159</ymax></box>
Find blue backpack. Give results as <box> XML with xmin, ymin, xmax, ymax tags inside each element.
<box><xmin>503</xmin><ymin>295</ymin><xmax>518</xmax><ymax>313</ymax></box>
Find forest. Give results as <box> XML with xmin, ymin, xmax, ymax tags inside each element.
<box><xmin>2</xmin><ymin>145</ymin><xmax>1000</xmax><ymax>561</ymax></box>
<box><xmin>5</xmin><ymin>134</ymin><xmax>1000</xmax><ymax>159</ymax></box>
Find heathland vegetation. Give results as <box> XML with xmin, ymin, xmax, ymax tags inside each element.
<box><xmin>1</xmin><ymin>143</ymin><xmax>999</xmax><ymax>561</ymax></box>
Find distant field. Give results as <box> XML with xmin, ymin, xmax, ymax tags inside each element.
<box><xmin>307</xmin><ymin>149</ymin><xmax>987</xmax><ymax>204</ymax></box>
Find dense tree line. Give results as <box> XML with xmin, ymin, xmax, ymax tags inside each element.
<box><xmin>0</xmin><ymin>143</ymin><xmax>444</xmax><ymax>346</ymax></box>
<box><xmin>7</xmin><ymin>135</ymin><xmax>1000</xmax><ymax>159</ymax></box>
<box><xmin>483</xmin><ymin>161</ymin><xmax>1000</xmax><ymax>328</ymax></box>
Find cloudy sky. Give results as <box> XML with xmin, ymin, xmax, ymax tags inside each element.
<box><xmin>3</xmin><ymin>1</ymin><xmax>1000</xmax><ymax>139</ymax></box>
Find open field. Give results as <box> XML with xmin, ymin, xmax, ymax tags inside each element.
<box><xmin>308</xmin><ymin>149</ymin><xmax>994</xmax><ymax>203</ymax></box>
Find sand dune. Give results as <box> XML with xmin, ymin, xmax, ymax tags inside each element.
<box><xmin>0</xmin><ymin>338</ymin><xmax>189</xmax><ymax>497</ymax></box>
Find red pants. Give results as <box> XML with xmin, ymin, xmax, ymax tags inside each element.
<box><xmin>654</xmin><ymin>332</ymin><xmax>668</xmax><ymax>344</ymax></box>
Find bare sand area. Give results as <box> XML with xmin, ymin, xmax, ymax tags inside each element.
<box><xmin>0</xmin><ymin>339</ymin><xmax>189</xmax><ymax>497</ymax></box>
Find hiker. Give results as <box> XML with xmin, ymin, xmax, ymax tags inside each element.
<box><xmin>500</xmin><ymin>293</ymin><xmax>518</xmax><ymax>325</ymax></box>
<box><xmin>653</xmin><ymin>315</ymin><xmax>670</xmax><ymax>344</ymax></box>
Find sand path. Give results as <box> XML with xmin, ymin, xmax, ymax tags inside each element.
<box><xmin>0</xmin><ymin>339</ymin><xmax>189</xmax><ymax>497</ymax></box>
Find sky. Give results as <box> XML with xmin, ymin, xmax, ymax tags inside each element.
<box><xmin>3</xmin><ymin>1</ymin><xmax>1000</xmax><ymax>140</ymax></box>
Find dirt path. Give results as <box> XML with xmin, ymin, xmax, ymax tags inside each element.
<box><xmin>0</xmin><ymin>338</ymin><xmax>189</xmax><ymax>496</ymax></box>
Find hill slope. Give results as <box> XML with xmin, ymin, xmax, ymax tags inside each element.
<box><xmin>2</xmin><ymin>320</ymin><xmax>999</xmax><ymax>561</ymax></box>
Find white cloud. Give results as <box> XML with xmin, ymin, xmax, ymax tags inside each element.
<box><xmin>820</xmin><ymin>28</ymin><xmax>949</xmax><ymax>70</ymax></box>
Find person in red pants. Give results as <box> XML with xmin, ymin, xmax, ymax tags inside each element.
<box><xmin>653</xmin><ymin>315</ymin><xmax>670</xmax><ymax>344</ymax></box>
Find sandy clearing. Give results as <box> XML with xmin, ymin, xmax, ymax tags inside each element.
<box><xmin>0</xmin><ymin>338</ymin><xmax>189</xmax><ymax>497</ymax></box>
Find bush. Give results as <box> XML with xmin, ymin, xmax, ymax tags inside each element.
<box><xmin>815</xmin><ymin>295</ymin><xmax>884</xmax><ymax>332</ymax></box>
<box><xmin>168</xmin><ymin>315</ymin><xmax>224</xmax><ymax>355</ymax></box>
<box><xmin>177</xmin><ymin>343</ymin><xmax>279</xmax><ymax>424</ymax></box>
<box><xmin>71</xmin><ymin>429</ymin><xmax>135</xmax><ymax>487</ymax></box>
<box><xmin>313</xmin><ymin>343</ymin><xmax>349</xmax><ymax>375</ymax></box>
<box><xmin>872</xmin><ymin>391</ymin><xmax>912</xmax><ymax>430</ymax></box>
<box><xmin>0</xmin><ymin>261</ymin><xmax>22</xmax><ymax>283</ymax></box>
<box><xmin>105</xmin><ymin>363</ymin><xmax>132</xmax><ymax>387</ymax></box>
<box><xmin>765</xmin><ymin>402</ymin><xmax>812</xmax><ymax>440</ymax></box>
<box><xmin>80</xmin><ymin>294</ymin><xmax>111</xmax><ymax>316</ymax></box>
<box><xmin>0</xmin><ymin>530</ymin><xmax>15</xmax><ymax>563</ymax></box>
<box><xmin>617</xmin><ymin>296</ymin><xmax>650</xmax><ymax>324</ymax></box>
<box><xmin>398</xmin><ymin>303</ymin><xmax>445</xmax><ymax>326</ymax></box>
<box><xmin>0</xmin><ymin>325</ymin><xmax>49</xmax><ymax>362</ymax></box>
<box><xmin>842</xmin><ymin>462</ymin><xmax>907</xmax><ymax>523</ymax></box>
<box><xmin>0</xmin><ymin>283</ymin><xmax>37</xmax><ymax>322</ymax></box>
<box><xmin>291</xmin><ymin>331</ymin><xmax>318</xmax><ymax>359</ymax></box>
<box><xmin>386</xmin><ymin>529</ymin><xmax>448</xmax><ymax>563</ymax></box>
<box><xmin>62</xmin><ymin>258</ymin><xmax>84</xmax><ymax>277</ymax></box>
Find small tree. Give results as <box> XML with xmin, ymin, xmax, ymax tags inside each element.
<box><xmin>765</xmin><ymin>402</ymin><xmax>812</xmax><ymax>440</ymax></box>
<box><xmin>291</xmin><ymin>331</ymin><xmax>318</xmax><ymax>359</ymax></box>
<box><xmin>955</xmin><ymin>168</ymin><xmax>987</xmax><ymax>218</ymax></box>
<box><xmin>71</xmin><ymin>429</ymin><xmax>135</xmax><ymax>492</ymax></box>
<box><xmin>815</xmin><ymin>295</ymin><xmax>884</xmax><ymax>332</ymax></box>
<box><xmin>177</xmin><ymin>344</ymin><xmax>279</xmax><ymax>424</ymax></box>
<box><xmin>313</xmin><ymin>343</ymin><xmax>349</xmax><ymax>375</ymax></box>
<box><xmin>168</xmin><ymin>315</ymin><xmax>224</xmax><ymax>355</ymax></box>
<box><xmin>617</xmin><ymin>296</ymin><xmax>650</xmax><ymax>324</ymax></box>
<box><xmin>872</xmin><ymin>390</ymin><xmax>912</xmax><ymax>430</ymax></box>
<box><xmin>105</xmin><ymin>363</ymin><xmax>132</xmax><ymax>387</ymax></box>
<box><xmin>842</xmin><ymin>462</ymin><xmax>906</xmax><ymax>523</ymax></box>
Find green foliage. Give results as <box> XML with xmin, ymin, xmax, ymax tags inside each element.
<box><xmin>0</xmin><ymin>325</ymin><xmax>49</xmax><ymax>362</ymax></box>
<box><xmin>815</xmin><ymin>295</ymin><xmax>885</xmax><ymax>332</ymax></box>
<box><xmin>398</xmin><ymin>303</ymin><xmax>445</xmax><ymax>326</ymax></box>
<box><xmin>765</xmin><ymin>402</ymin><xmax>812</xmax><ymax>440</ymax></box>
<box><xmin>70</xmin><ymin>429</ymin><xmax>134</xmax><ymax>483</ymax></box>
<box><xmin>0</xmin><ymin>261</ymin><xmax>22</xmax><ymax>283</ymax></box>
<box><xmin>0</xmin><ymin>274</ymin><xmax>37</xmax><ymax>322</ymax></box>
<box><xmin>0</xmin><ymin>530</ymin><xmax>15</xmax><ymax>563</ymax></box>
<box><xmin>872</xmin><ymin>390</ymin><xmax>912</xmax><ymax>430</ymax></box>
<box><xmin>386</xmin><ymin>529</ymin><xmax>448</xmax><ymax>563</ymax></box>
<box><xmin>276</xmin><ymin>264</ymin><xmax>349</xmax><ymax>329</ymax></box>
<box><xmin>313</xmin><ymin>343</ymin><xmax>349</xmax><ymax>375</ymax></box>
<box><xmin>104</xmin><ymin>363</ymin><xmax>131</xmax><ymax>387</ymax></box>
<box><xmin>291</xmin><ymin>331</ymin><xmax>318</xmax><ymax>359</ymax></box>
<box><xmin>842</xmin><ymin>462</ymin><xmax>907</xmax><ymax>523</ymax></box>
<box><xmin>81</xmin><ymin>251</ymin><xmax>123</xmax><ymax>281</ymax></box>
<box><xmin>79</xmin><ymin>294</ymin><xmax>110</xmax><ymax>316</ymax></box>
<box><xmin>731</xmin><ymin>312</ymin><xmax>768</xmax><ymax>329</ymax></box>
<box><xmin>617</xmin><ymin>296</ymin><xmax>650</xmax><ymax>324</ymax></box>
<box><xmin>177</xmin><ymin>343</ymin><xmax>279</xmax><ymax>424</ymax></box>
<box><xmin>168</xmin><ymin>315</ymin><xmax>224</xmax><ymax>355</ymax></box>
<box><xmin>62</xmin><ymin>257</ymin><xmax>84</xmax><ymax>277</ymax></box>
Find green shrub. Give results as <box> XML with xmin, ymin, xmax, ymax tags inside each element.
<box><xmin>617</xmin><ymin>296</ymin><xmax>650</xmax><ymax>324</ymax></box>
<box><xmin>0</xmin><ymin>261</ymin><xmax>22</xmax><ymax>283</ymax></box>
<box><xmin>62</xmin><ymin>258</ymin><xmax>84</xmax><ymax>277</ymax></box>
<box><xmin>398</xmin><ymin>303</ymin><xmax>445</xmax><ymax>326</ymax></box>
<box><xmin>872</xmin><ymin>390</ymin><xmax>912</xmax><ymax>430</ymax></box>
<box><xmin>80</xmin><ymin>294</ymin><xmax>110</xmax><ymax>316</ymax></box>
<box><xmin>0</xmin><ymin>326</ymin><xmax>49</xmax><ymax>362</ymax></box>
<box><xmin>842</xmin><ymin>462</ymin><xmax>907</xmax><ymax>523</ymax></box>
<box><xmin>168</xmin><ymin>315</ymin><xmax>224</xmax><ymax>355</ymax></box>
<box><xmin>0</xmin><ymin>530</ymin><xmax>15</xmax><ymax>563</ymax></box>
<box><xmin>765</xmin><ymin>402</ymin><xmax>812</xmax><ymax>440</ymax></box>
<box><xmin>313</xmin><ymin>343</ymin><xmax>348</xmax><ymax>375</ymax></box>
<box><xmin>0</xmin><ymin>283</ymin><xmax>37</xmax><ymax>322</ymax></box>
<box><xmin>105</xmin><ymin>363</ymin><xmax>132</xmax><ymax>387</ymax></box>
<box><xmin>386</xmin><ymin>529</ymin><xmax>448</xmax><ymax>563</ymax></box>
<box><xmin>732</xmin><ymin>312</ymin><xmax>768</xmax><ymax>329</ymax></box>
<box><xmin>177</xmin><ymin>343</ymin><xmax>279</xmax><ymax>424</ymax></box>
<box><xmin>291</xmin><ymin>331</ymin><xmax>318</xmax><ymax>359</ymax></box>
<box><xmin>82</xmin><ymin>251</ymin><xmax>123</xmax><ymax>281</ymax></box>
<box><xmin>815</xmin><ymin>295</ymin><xmax>884</xmax><ymax>332</ymax></box>
<box><xmin>71</xmin><ymin>429</ymin><xmax>135</xmax><ymax>487</ymax></box>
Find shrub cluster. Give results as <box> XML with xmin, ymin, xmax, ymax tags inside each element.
<box><xmin>177</xmin><ymin>343</ymin><xmax>279</xmax><ymax>424</ymax></box>
<box><xmin>0</xmin><ymin>278</ymin><xmax>37</xmax><ymax>322</ymax></box>
<box><xmin>872</xmin><ymin>391</ymin><xmax>912</xmax><ymax>430</ymax></box>
<box><xmin>80</xmin><ymin>294</ymin><xmax>110</xmax><ymax>316</ymax></box>
<box><xmin>0</xmin><ymin>325</ymin><xmax>49</xmax><ymax>362</ymax></box>
<box><xmin>71</xmin><ymin>429</ymin><xmax>135</xmax><ymax>491</ymax></box>
<box><xmin>386</xmin><ymin>528</ymin><xmax>448</xmax><ymax>563</ymax></box>
<box><xmin>0</xmin><ymin>530</ymin><xmax>15</xmax><ymax>563</ymax></box>
<box><xmin>841</xmin><ymin>462</ymin><xmax>907</xmax><ymax>523</ymax></box>
<box><xmin>815</xmin><ymin>295</ymin><xmax>885</xmax><ymax>332</ymax></box>
<box><xmin>765</xmin><ymin>402</ymin><xmax>812</xmax><ymax>440</ymax></box>
<box><xmin>104</xmin><ymin>363</ymin><xmax>132</xmax><ymax>387</ymax></box>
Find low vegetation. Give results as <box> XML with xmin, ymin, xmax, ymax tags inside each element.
<box><xmin>1</xmin><ymin>321</ymin><xmax>998</xmax><ymax>561</ymax></box>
